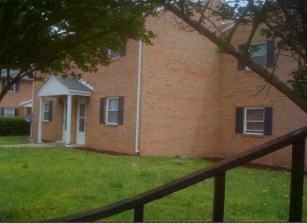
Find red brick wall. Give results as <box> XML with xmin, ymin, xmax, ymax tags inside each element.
<box><xmin>139</xmin><ymin>12</ymin><xmax>222</xmax><ymax>158</ymax></box>
<box><xmin>218</xmin><ymin>25</ymin><xmax>307</xmax><ymax>170</ymax></box>
<box><xmin>32</xmin><ymin>40</ymin><xmax>139</xmax><ymax>154</ymax></box>
<box><xmin>30</xmin><ymin>13</ymin><xmax>307</xmax><ymax>170</ymax></box>
<box><xmin>83</xmin><ymin>41</ymin><xmax>139</xmax><ymax>154</ymax></box>
<box><xmin>0</xmin><ymin>80</ymin><xmax>33</xmax><ymax>117</ymax></box>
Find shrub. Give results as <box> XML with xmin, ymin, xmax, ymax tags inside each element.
<box><xmin>0</xmin><ymin>117</ymin><xmax>30</xmax><ymax>136</ymax></box>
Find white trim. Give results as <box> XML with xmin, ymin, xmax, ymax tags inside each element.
<box><xmin>106</xmin><ymin>97</ymin><xmax>119</xmax><ymax>125</ymax></box>
<box><xmin>38</xmin><ymin>76</ymin><xmax>92</xmax><ymax>97</ymax></box>
<box><xmin>19</xmin><ymin>100</ymin><xmax>33</xmax><ymax>107</ymax></box>
<box><xmin>3</xmin><ymin>108</ymin><xmax>15</xmax><ymax>117</ymax></box>
<box><xmin>42</xmin><ymin>101</ymin><xmax>50</xmax><ymax>122</ymax></box>
<box><xmin>246</xmin><ymin>42</ymin><xmax>267</xmax><ymax>70</ymax></box>
<box><xmin>243</xmin><ymin>107</ymin><xmax>265</xmax><ymax>135</ymax></box>
<box><xmin>221</xmin><ymin>22</ymin><xmax>235</xmax><ymax>33</ymax></box>
<box><xmin>135</xmin><ymin>40</ymin><xmax>143</xmax><ymax>154</ymax></box>
<box><xmin>5</xmin><ymin>80</ymin><xmax>16</xmax><ymax>92</ymax></box>
<box><xmin>76</xmin><ymin>99</ymin><xmax>86</xmax><ymax>145</ymax></box>
<box><xmin>37</xmin><ymin>97</ymin><xmax>43</xmax><ymax>143</ymax></box>
<box><xmin>108</xmin><ymin>49</ymin><xmax>121</xmax><ymax>59</ymax></box>
<box><xmin>62</xmin><ymin>101</ymin><xmax>67</xmax><ymax>142</ymax></box>
<box><xmin>65</xmin><ymin>95</ymin><xmax>72</xmax><ymax>145</ymax></box>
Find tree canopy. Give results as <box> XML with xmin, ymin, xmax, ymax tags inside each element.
<box><xmin>2</xmin><ymin>0</ymin><xmax>307</xmax><ymax>113</ymax></box>
<box><xmin>0</xmin><ymin>0</ymin><xmax>157</xmax><ymax>101</ymax></box>
<box><xmin>152</xmin><ymin>0</ymin><xmax>307</xmax><ymax>113</ymax></box>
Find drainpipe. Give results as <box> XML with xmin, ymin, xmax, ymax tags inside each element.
<box><xmin>37</xmin><ymin>97</ymin><xmax>43</xmax><ymax>143</ymax></box>
<box><xmin>135</xmin><ymin>40</ymin><xmax>143</xmax><ymax>154</ymax></box>
<box><xmin>30</xmin><ymin>72</ymin><xmax>35</xmax><ymax>138</ymax></box>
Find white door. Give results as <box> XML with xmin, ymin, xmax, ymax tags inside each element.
<box><xmin>62</xmin><ymin>102</ymin><xmax>67</xmax><ymax>142</ymax></box>
<box><xmin>76</xmin><ymin>101</ymin><xmax>86</xmax><ymax>145</ymax></box>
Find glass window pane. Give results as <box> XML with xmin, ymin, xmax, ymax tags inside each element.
<box><xmin>246</xmin><ymin>122</ymin><xmax>264</xmax><ymax>131</ymax></box>
<box><xmin>44</xmin><ymin>103</ymin><xmax>49</xmax><ymax>112</ymax></box>
<box><xmin>252</xmin><ymin>55</ymin><xmax>266</xmax><ymax>67</ymax></box>
<box><xmin>43</xmin><ymin>102</ymin><xmax>50</xmax><ymax>121</ymax></box>
<box><xmin>4</xmin><ymin>108</ymin><xmax>14</xmax><ymax>117</ymax></box>
<box><xmin>251</xmin><ymin>43</ymin><xmax>266</xmax><ymax>56</ymax></box>
<box><xmin>110</xmin><ymin>50</ymin><xmax>121</xmax><ymax>58</ymax></box>
<box><xmin>108</xmin><ymin>99</ymin><xmax>118</xmax><ymax>111</ymax></box>
<box><xmin>6</xmin><ymin>81</ymin><xmax>15</xmax><ymax>92</ymax></box>
<box><xmin>9</xmin><ymin>84</ymin><xmax>15</xmax><ymax>92</ymax></box>
<box><xmin>79</xmin><ymin>118</ymin><xmax>85</xmax><ymax>132</ymax></box>
<box><xmin>43</xmin><ymin>112</ymin><xmax>48</xmax><ymax>121</ymax></box>
<box><xmin>246</xmin><ymin>109</ymin><xmax>263</xmax><ymax>121</ymax></box>
<box><xmin>80</xmin><ymin>104</ymin><xmax>85</xmax><ymax>117</ymax></box>
<box><xmin>108</xmin><ymin>111</ymin><xmax>118</xmax><ymax>123</ymax></box>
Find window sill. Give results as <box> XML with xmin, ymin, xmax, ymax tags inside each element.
<box><xmin>243</xmin><ymin>134</ymin><xmax>264</xmax><ymax>138</ymax></box>
<box><xmin>42</xmin><ymin>121</ymin><xmax>50</xmax><ymax>124</ymax></box>
<box><xmin>110</xmin><ymin>57</ymin><xmax>121</xmax><ymax>61</ymax></box>
<box><xmin>105</xmin><ymin>123</ymin><xmax>118</xmax><ymax>127</ymax></box>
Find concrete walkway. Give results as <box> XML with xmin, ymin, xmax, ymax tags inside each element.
<box><xmin>0</xmin><ymin>143</ymin><xmax>54</xmax><ymax>147</ymax></box>
<box><xmin>0</xmin><ymin>143</ymin><xmax>87</xmax><ymax>148</ymax></box>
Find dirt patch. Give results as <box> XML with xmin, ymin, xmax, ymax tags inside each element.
<box><xmin>202</xmin><ymin>156</ymin><xmax>307</xmax><ymax>175</ymax></box>
<box><xmin>72</xmin><ymin>146</ymin><xmax>133</xmax><ymax>157</ymax></box>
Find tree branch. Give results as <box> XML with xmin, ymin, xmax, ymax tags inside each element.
<box><xmin>226</xmin><ymin>1</ymin><xmax>252</xmax><ymax>42</ymax></box>
<box><xmin>156</xmin><ymin>0</ymin><xmax>307</xmax><ymax>113</ymax></box>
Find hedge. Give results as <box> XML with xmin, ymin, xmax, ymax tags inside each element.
<box><xmin>0</xmin><ymin>117</ymin><xmax>30</xmax><ymax>136</ymax></box>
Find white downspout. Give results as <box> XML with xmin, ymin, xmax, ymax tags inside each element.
<box><xmin>37</xmin><ymin>97</ymin><xmax>43</xmax><ymax>143</ymax></box>
<box><xmin>135</xmin><ymin>40</ymin><xmax>143</xmax><ymax>154</ymax></box>
<box><xmin>30</xmin><ymin>73</ymin><xmax>35</xmax><ymax>137</ymax></box>
<box><xmin>66</xmin><ymin>94</ymin><xmax>72</xmax><ymax>146</ymax></box>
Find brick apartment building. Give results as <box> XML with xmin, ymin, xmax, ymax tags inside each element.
<box><xmin>0</xmin><ymin>70</ymin><xmax>33</xmax><ymax>118</ymax></box>
<box><xmin>25</xmin><ymin>11</ymin><xmax>307</xmax><ymax>170</ymax></box>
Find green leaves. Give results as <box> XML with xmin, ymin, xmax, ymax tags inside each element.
<box><xmin>0</xmin><ymin>0</ymin><xmax>158</xmax><ymax>101</ymax></box>
<box><xmin>289</xmin><ymin>67</ymin><xmax>307</xmax><ymax>101</ymax></box>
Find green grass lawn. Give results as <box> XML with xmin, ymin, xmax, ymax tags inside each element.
<box><xmin>0</xmin><ymin>146</ymin><xmax>306</xmax><ymax>222</ymax></box>
<box><xmin>0</xmin><ymin>136</ymin><xmax>29</xmax><ymax>145</ymax></box>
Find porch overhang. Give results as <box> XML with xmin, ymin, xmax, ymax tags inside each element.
<box><xmin>36</xmin><ymin>76</ymin><xmax>93</xmax><ymax>145</ymax></box>
<box><xmin>19</xmin><ymin>99</ymin><xmax>33</xmax><ymax>107</ymax></box>
<box><xmin>38</xmin><ymin>76</ymin><xmax>93</xmax><ymax>97</ymax></box>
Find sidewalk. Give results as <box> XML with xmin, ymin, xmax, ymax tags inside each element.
<box><xmin>0</xmin><ymin>143</ymin><xmax>54</xmax><ymax>148</ymax></box>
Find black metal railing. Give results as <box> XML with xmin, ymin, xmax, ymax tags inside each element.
<box><xmin>45</xmin><ymin>126</ymin><xmax>307</xmax><ymax>222</ymax></box>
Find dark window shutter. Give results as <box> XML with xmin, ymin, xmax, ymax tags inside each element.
<box><xmin>14</xmin><ymin>108</ymin><xmax>19</xmax><ymax>117</ymax></box>
<box><xmin>99</xmin><ymin>97</ymin><xmax>105</xmax><ymax>124</ymax></box>
<box><xmin>15</xmin><ymin>82</ymin><xmax>19</xmax><ymax>92</ymax></box>
<box><xmin>238</xmin><ymin>44</ymin><xmax>246</xmax><ymax>70</ymax></box>
<box><xmin>264</xmin><ymin>107</ymin><xmax>273</xmax><ymax>135</ymax></box>
<box><xmin>49</xmin><ymin>101</ymin><xmax>53</xmax><ymax>121</ymax></box>
<box><xmin>1</xmin><ymin>107</ymin><xmax>4</xmax><ymax>116</ymax></box>
<box><xmin>266</xmin><ymin>40</ymin><xmax>275</xmax><ymax>68</ymax></box>
<box><xmin>235</xmin><ymin>107</ymin><xmax>244</xmax><ymax>133</ymax></box>
<box><xmin>118</xmin><ymin>96</ymin><xmax>124</xmax><ymax>125</ymax></box>
<box><xmin>120</xmin><ymin>42</ymin><xmax>127</xmax><ymax>57</ymax></box>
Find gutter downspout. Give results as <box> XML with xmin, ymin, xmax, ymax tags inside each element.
<box><xmin>30</xmin><ymin>72</ymin><xmax>35</xmax><ymax>138</ymax></box>
<box><xmin>135</xmin><ymin>40</ymin><xmax>143</xmax><ymax>154</ymax></box>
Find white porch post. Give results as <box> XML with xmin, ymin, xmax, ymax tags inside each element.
<box><xmin>37</xmin><ymin>97</ymin><xmax>43</xmax><ymax>143</ymax></box>
<box><xmin>65</xmin><ymin>94</ymin><xmax>72</xmax><ymax>145</ymax></box>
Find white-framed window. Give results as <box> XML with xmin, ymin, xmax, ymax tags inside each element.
<box><xmin>5</xmin><ymin>81</ymin><xmax>16</xmax><ymax>92</ymax></box>
<box><xmin>248</xmin><ymin>42</ymin><xmax>267</xmax><ymax>69</ymax></box>
<box><xmin>238</xmin><ymin>40</ymin><xmax>274</xmax><ymax>71</ymax></box>
<box><xmin>244</xmin><ymin>107</ymin><xmax>265</xmax><ymax>135</ymax></box>
<box><xmin>107</xmin><ymin>42</ymin><xmax>126</xmax><ymax>59</ymax></box>
<box><xmin>4</xmin><ymin>108</ymin><xmax>15</xmax><ymax>117</ymax></box>
<box><xmin>108</xmin><ymin>49</ymin><xmax>121</xmax><ymax>59</ymax></box>
<box><xmin>106</xmin><ymin>97</ymin><xmax>119</xmax><ymax>124</ymax></box>
<box><xmin>43</xmin><ymin>101</ymin><xmax>50</xmax><ymax>121</ymax></box>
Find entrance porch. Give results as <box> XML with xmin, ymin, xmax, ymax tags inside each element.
<box><xmin>37</xmin><ymin>76</ymin><xmax>93</xmax><ymax>146</ymax></box>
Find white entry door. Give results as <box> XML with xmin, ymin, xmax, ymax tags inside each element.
<box><xmin>76</xmin><ymin>101</ymin><xmax>86</xmax><ymax>145</ymax></box>
<box><xmin>62</xmin><ymin>102</ymin><xmax>67</xmax><ymax>142</ymax></box>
